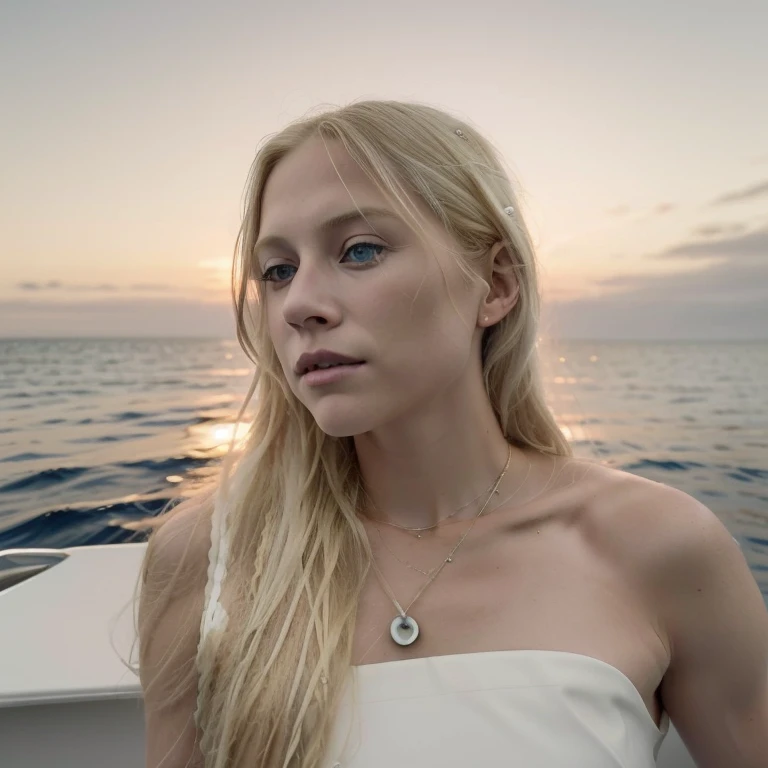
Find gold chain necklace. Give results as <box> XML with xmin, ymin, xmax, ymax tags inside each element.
<box><xmin>372</xmin><ymin>455</ymin><xmax>532</xmax><ymax>576</ymax></box>
<box><xmin>369</xmin><ymin>444</ymin><xmax>512</xmax><ymax>646</ymax></box>
<box><xmin>361</xmin><ymin>468</ymin><xmax>503</xmax><ymax>538</ymax></box>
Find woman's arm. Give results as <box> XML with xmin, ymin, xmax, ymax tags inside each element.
<box><xmin>138</xmin><ymin>492</ymin><xmax>214</xmax><ymax>768</ymax></box>
<box><xmin>653</xmin><ymin>493</ymin><xmax>768</xmax><ymax>768</ymax></box>
<box><xmin>616</xmin><ymin>480</ymin><xmax>768</xmax><ymax>768</ymax></box>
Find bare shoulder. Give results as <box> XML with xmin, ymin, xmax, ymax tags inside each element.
<box><xmin>150</xmin><ymin>489</ymin><xmax>214</xmax><ymax>578</ymax></box>
<box><xmin>557</xmin><ymin>458</ymin><xmax>737</xmax><ymax>581</ymax></box>
<box><xmin>563</xmin><ymin>460</ymin><xmax>736</xmax><ymax>571</ymax></box>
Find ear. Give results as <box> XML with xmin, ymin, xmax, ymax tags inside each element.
<box><xmin>477</xmin><ymin>241</ymin><xmax>520</xmax><ymax>327</ymax></box>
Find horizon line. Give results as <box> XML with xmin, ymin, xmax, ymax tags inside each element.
<box><xmin>1</xmin><ymin>336</ymin><xmax>767</xmax><ymax>344</ymax></box>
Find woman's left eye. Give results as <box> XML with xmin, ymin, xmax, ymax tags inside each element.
<box><xmin>342</xmin><ymin>242</ymin><xmax>386</xmax><ymax>264</ymax></box>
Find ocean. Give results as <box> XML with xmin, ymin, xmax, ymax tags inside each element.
<box><xmin>1</xmin><ymin>338</ymin><xmax>766</xmax><ymax>606</ymax></box>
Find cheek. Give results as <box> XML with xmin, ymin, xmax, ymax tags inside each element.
<box><xmin>265</xmin><ymin>310</ymin><xmax>292</xmax><ymax>375</ymax></box>
<box><xmin>375</xmin><ymin>274</ymin><xmax>476</xmax><ymax>372</ymax></box>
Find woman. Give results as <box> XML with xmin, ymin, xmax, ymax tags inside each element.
<box><xmin>137</xmin><ymin>100</ymin><xmax>768</xmax><ymax>768</ymax></box>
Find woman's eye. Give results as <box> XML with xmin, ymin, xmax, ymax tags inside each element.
<box><xmin>342</xmin><ymin>242</ymin><xmax>385</xmax><ymax>264</ymax></box>
<box><xmin>258</xmin><ymin>264</ymin><xmax>296</xmax><ymax>283</ymax></box>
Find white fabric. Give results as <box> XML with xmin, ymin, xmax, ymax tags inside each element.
<box><xmin>326</xmin><ymin>649</ymin><xmax>669</xmax><ymax>767</ymax></box>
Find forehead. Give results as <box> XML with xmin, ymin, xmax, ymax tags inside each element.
<box><xmin>259</xmin><ymin>137</ymin><xmax>387</xmax><ymax>231</ymax></box>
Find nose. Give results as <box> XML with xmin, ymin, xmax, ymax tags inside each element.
<box><xmin>279</xmin><ymin>256</ymin><xmax>342</xmax><ymax>330</ymax></box>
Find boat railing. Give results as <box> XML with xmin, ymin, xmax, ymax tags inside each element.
<box><xmin>0</xmin><ymin>548</ymin><xmax>69</xmax><ymax>593</ymax></box>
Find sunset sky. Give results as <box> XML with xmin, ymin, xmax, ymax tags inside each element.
<box><xmin>1</xmin><ymin>0</ymin><xmax>766</xmax><ymax>339</ymax></box>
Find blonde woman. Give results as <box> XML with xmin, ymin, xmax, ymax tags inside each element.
<box><xmin>137</xmin><ymin>100</ymin><xmax>768</xmax><ymax>768</ymax></box>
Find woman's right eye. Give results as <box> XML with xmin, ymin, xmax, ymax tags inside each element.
<box><xmin>256</xmin><ymin>264</ymin><xmax>296</xmax><ymax>283</ymax></box>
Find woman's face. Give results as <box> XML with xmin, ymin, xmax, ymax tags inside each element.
<box><xmin>255</xmin><ymin>136</ymin><xmax>488</xmax><ymax>437</ymax></box>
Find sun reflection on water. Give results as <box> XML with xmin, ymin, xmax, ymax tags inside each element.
<box><xmin>187</xmin><ymin>419</ymin><xmax>252</xmax><ymax>459</ymax></box>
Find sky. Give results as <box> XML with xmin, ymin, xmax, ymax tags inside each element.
<box><xmin>1</xmin><ymin>0</ymin><xmax>766</xmax><ymax>340</ymax></box>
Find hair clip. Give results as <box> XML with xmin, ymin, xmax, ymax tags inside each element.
<box><xmin>454</xmin><ymin>128</ymin><xmax>468</xmax><ymax>141</ymax></box>
<box><xmin>504</xmin><ymin>206</ymin><xmax>515</xmax><ymax>216</ymax></box>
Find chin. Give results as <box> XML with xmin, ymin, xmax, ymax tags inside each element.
<box><xmin>306</xmin><ymin>401</ymin><xmax>383</xmax><ymax>439</ymax></box>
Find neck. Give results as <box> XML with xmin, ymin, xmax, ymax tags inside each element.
<box><xmin>353</xmin><ymin>384</ymin><xmax>530</xmax><ymax>530</ymax></box>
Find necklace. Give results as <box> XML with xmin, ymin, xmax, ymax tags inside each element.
<box><xmin>369</xmin><ymin>444</ymin><xmax>512</xmax><ymax>646</ymax></box>
<box><xmin>374</xmin><ymin>525</ymin><xmax>432</xmax><ymax>576</ymax></box>
<box><xmin>361</xmin><ymin>469</ymin><xmax>503</xmax><ymax>537</ymax></box>
<box><xmin>372</xmin><ymin>455</ymin><xmax>533</xmax><ymax>576</ymax></box>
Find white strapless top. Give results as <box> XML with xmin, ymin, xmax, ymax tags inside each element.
<box><xmin>325</xmin><ymin>649</ymin><xmax>669</xmax><ymax>767</ymax></box>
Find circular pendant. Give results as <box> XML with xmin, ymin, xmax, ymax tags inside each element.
<box><xmin>390</xmin><ymin>615</ymin><xmax>419</xmax><ymax>646</ymax></box>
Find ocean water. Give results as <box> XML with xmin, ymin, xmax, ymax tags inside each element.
<box><xmin>1</xmin><ymin>338</ymin><xmax>766</xmax><ymax>606</ymax></box>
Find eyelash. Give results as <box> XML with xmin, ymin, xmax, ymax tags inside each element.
<box><xmin>255</xmin><ymin>242</ymin><xmax>388</xmax><ymax>285</ymax></box>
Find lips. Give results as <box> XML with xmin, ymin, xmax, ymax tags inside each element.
<box><xmin>304</xmin><ymin>361</ymin><xmax>359</xmax><ymax>374</ymax></box>
<box><xmin>301</xmin><ymin>361</ymin><xmax>366</xmax><ymax>387</ymax></box>
<box><xmin>294</xmin><ymin>349</ymin><xmax>365</xmax><ymax>376</ymax></box>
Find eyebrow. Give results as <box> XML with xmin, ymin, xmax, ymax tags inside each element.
<box><xmin>252</xmin><ymin>206</ymin><xmax>402</xmax><ymax>259</ymax></box>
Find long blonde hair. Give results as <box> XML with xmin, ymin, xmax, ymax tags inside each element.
<box><xmin>140</xmin><ymin>99</ymin><xmax>570</xmax><ymax>767</ymax></box>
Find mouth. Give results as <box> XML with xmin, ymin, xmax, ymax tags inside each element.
<box><xmin>301</xmin><ymin>360</ymin><xmax>365</xmax><ymax>376</ymax></box>
<box><xmin>301</xmin><ymin>361</ymin><xmax>366</xmax><ymax>386</ymax></box>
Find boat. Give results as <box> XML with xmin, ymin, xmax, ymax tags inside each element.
<box><xmin>0</xmin><ymin>544</ymin><xmax>697</xmax><ymax>767</ymax></box>
<box><xmin>0</xmin><ymin>544</ymin><xmax>144</xmax><ymax>768</ymax></box>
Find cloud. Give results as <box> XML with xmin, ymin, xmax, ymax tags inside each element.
<box><xmin>692</xmin><ymin>222</ymin><xmax>748</xmax><ymax>238</ymax></box>
<box><xmin>711</xmin><ymin>179</ymin><xmax>768</xmax><ymax>205</ymax></box>
<box><xmin>544</xmin><ymin>294</ymin><xmax>767</xmax><ymax>340</ymax></box>
<box><xmin>17</xmin><ymin>281</ymin><xmax>118</xmax><ymax>292</ymax></box>
<box><xmin>546</xmin><ymin>224</ymin><xmax>768</xmax><ymax>339</ymax></box>
<box><xmin>15</xmin><ymin>281</ymin><xmax>176</xmax><ymax>293</ymax></box>
<box><xmin>653</xmin><ymin>203</ymin><xmax>676</xmax><ymax>215</ymax></box>
<box><xmin>652</xmin><ymin>224</ymin><xmax>768</xmax><ymax>262</ymax></box>
<box><xmin>596</xmin><ymin>259</ymin><xmax>768</xmax><ymax>303</ymax></box>
<box><xmin>605</xmin><ymin>205</ymin><xmax>630</xmax><ymax>217</ymax></box>
<box><xmin>17</xmin><ymin>281</ymin><xmax>62</xmax><ymax>291</ymax></box>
